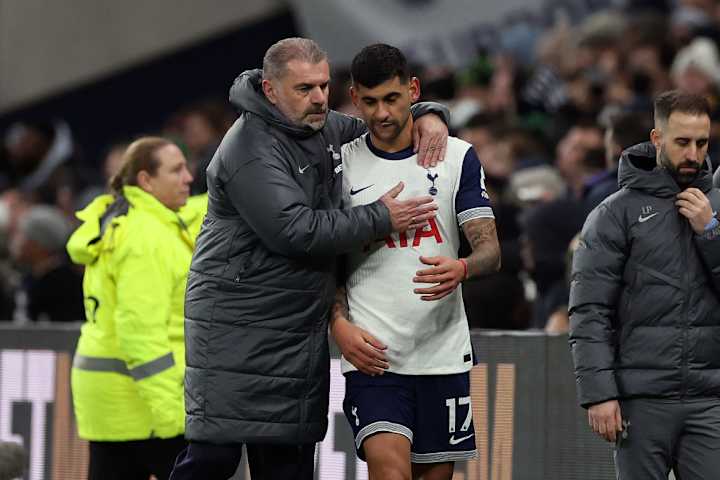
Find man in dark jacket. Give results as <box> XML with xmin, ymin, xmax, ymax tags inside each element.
<box><xmin>583</xmin><ymin>111</ymin><xmax>654</xmax><ymax>213</ymax></box>
<box><xmin>569</xmin><ymin>90</ymin><xmax>720</xmax><ymax>479</ymax></box>
<box><xmin>171</xmin><ymin>38</ymin><xmax>450</xmax><ymax>480</ymax></box>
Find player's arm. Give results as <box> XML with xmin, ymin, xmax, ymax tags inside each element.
<box><xmin>462</xmin><ymin>218</ymin><xmax>501</xmax><ymax>276</ymax></box>
<box><xmin>332</xmin><ymin>102</ymin><xmax>450</xmax><ymax>167</ymax></box>
<box><xmin>329</xmin><ymin>286</ymin><xmax>388</xmax><ymax>375</ymax></box>
<box><xmin>414</xmin><ymin>146</ymin><xmax>499</xmax><ymax>300</ymax></box>
<box><xmin>413</xmin><ymin>218</ymin><xmax>500</xmax><ymax>301</ymax></box>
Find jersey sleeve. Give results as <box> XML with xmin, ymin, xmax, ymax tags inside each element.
<box><xmin>455</xmin><ymin>147</ymin><xmax>494</xmax><ymax>225</ymax></box>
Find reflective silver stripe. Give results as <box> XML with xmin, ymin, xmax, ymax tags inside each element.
<box><xmin>129</xmin><ymin>353</ymin><xmax>175</xmax><ymax>381</ymax></box>
<box><xmin>73</xmin><ymin>354</ymin><xmax>131</xmax><ymax>376</ymax></box>
<box><xmin>73</xmin><ymin>352</ymin><xmax>175</xmax><ymax>381</ymax></box>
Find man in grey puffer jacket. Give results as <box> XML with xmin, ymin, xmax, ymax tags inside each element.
<box><xmin>171</xmin><ymin>38</ymin><xmax>450</xmax><ymax>480</ymax></box>
<box><xmin>569</xmin><ymin>90</ymin><xmax>720</xmax><ymax>479</ymax></box>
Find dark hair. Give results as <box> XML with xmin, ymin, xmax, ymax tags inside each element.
<box><xmin>351</xmin><ymin>44</ymin><xmax>409</xmax><ymax>89</ymax></box>
<box><xmin>654</xmin><ymin>90</ymin><xmax>711</xmax><ymax>125</ymax></box>
<box><xmin>608</xmin><ymin>111</ymin><xmax>653</xmax><ymax>150</ymax></box>
<box><xmin>109</xmin><ymin>137</ymin><xmax>171</xmax><ymax>195</ymax></box>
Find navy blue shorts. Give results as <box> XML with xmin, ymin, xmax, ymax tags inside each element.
<box><xmin>343</xmin><ymin>371</ymin><xmax>477</xmax><ymax>464</ymax></box>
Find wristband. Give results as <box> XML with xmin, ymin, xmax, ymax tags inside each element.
<box><xmin>704</xmin><ymin>217</ymin><xmax>719</xmax><ymax>232</ymax></box>
<box><xmin>458</xmin><ymin>258</ymin><xmax>468</xmax><ymax>280</ymax></box>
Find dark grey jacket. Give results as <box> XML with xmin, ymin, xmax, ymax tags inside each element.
<box><xmin>184</xmin><ymin>69</ymin><xmax>446</xmax><ymax>444</ymax></box>
<box><xmin>569</xmin><ymin>142</ymin><xmax>720</xmax><ymax>408</ymax></box>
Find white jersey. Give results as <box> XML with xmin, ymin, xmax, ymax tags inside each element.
<box><xmin>340</xmin><ymin>134</ymin><xmax>494</xmax><ymax>375</ymax></box>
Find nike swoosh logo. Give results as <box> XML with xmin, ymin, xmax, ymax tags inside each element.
<box><xmin>298</xmin><ymin>164</ymin><xmax>311</xmax><ymax>174</ymax></box>
<box><xmin>449</xmin><ymin>433</ymin><xmax>475</xmax><ymax>445</ymax></box>
<box><xmin>638</xmin><ymin>212</ymin><xmax>659</xmax><ymax>223</ymax></box>
<box><xmin>350</xmin><ymin>185</ymin><xmax>374</xmax><ymax>195</ymax></box>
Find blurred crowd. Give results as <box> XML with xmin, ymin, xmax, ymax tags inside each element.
<box><xmin>0</xmin><ymin>102</ymin><xmax>235</xmax><ymax>324</ymax></box>
<box><xmin>3</xmin><ymin>0</ymin><xmax>720</xmax><ymax>332</ymax></box>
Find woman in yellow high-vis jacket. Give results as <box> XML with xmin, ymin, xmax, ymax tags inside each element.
<box><xmin>67</xmin><ymin>137</ymin><xmax>205</xmax><ymax>480</ymax></box>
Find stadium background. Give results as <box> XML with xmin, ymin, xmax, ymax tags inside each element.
<box><xmin>0</xmin><ymin>0</ymin><xmax>710</xmax><ymax>478</ymax></box>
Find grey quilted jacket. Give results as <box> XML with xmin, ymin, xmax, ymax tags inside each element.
<box><xmin>569</xmin><ymin>142</ymin><xmax>720</xmax><ymax>408</ymax></box>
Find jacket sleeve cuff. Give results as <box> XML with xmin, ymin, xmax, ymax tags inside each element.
<box><xmin>695</xmin><ymin>226</ymin><xmax>720</xmax><ymax>268</ymax></box>
<box><xmin>410</xmin><ymin>102</ymin><xmax>450</xmax><ymax>126</ymax></box>
<box><xmin>370</xmin><ymin>200</ymin><xmax>393</xmax><ymax>237</ymax></box>
<box><xmin>576</xmin><ymin>370</ymin><xmax>619</xmax><ymax>409</ymax></box>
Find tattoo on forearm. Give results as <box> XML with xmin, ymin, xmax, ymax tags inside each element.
<box><xmin>462</xmin><ymin>219</ymin><xmax>501</xmax><ymax>278</ymax></box>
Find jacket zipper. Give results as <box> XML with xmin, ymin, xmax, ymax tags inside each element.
<box><xmin>318</xmin><ymin>136</ymin><xmax>335</xmax><ymax>207</ymax></box>
<box><xmin>680</xmin><ymin>225</ymin><xmax>691</xmax><ymax>399</ymax></box>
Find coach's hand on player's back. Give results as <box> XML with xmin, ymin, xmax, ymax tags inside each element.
<box><xmin>588</xmin><ymin>399</ymin><xmax>623</xmax><ymax>442</ymax></box>
<box><xmin>332</xmin><ymin>317</ymin><xmax>389</xmax><ymax>376</ymax></box>
<box><xmin>380</xmin><ymin>182</ymin><xmax>437</xmax><ymax>232</ymax></box>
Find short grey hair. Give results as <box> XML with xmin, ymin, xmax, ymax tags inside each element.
<box><xmin>262</xmin><ymin>37</ymin><xmax>328</xmax><ymax>80</ymax></box>
<box><xmin>18</xmin><ymin>206</ymin><xmax>71</xmax><ymax>253</ymax></box>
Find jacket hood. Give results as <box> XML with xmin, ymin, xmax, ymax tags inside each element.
<box><xmin>66</xmin><ymin>194</ymin><xmax>115</xmax><ymax>265</ymax></box>
<box><xmin>618</xmin><ymin>141</ymin><xmax>713</xmax><ymax>197</ymax></box>
<box><xmin>67</xmin><ymin>186</ymin><xmax>186</xmax><ymax>266</ymax></box>
<box><xmin>229</xmin><ymin>69</ymin><xmax>319</xmax><ymax>139</ymax></box>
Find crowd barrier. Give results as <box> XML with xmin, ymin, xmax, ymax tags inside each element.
<box><xmin>0</xmin><ymin>325</ymin><xmax>616</xmax><ymax>480</ymax></box>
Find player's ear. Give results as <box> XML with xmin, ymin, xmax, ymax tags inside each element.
<box><xmin>350</xmin><ymin>85</ymin><xmax>360</xmax><ymax>108</ymax></box>
<box><xmin>409</xmin><ymin>77</ymin><xmax>420</xmax><ymax>103</ymax></box>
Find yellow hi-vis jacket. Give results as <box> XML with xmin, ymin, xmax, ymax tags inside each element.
<box><xmin>67</xmin><ymin>186</ymin><xmax>206</xmax><ymax>441</ymax></box>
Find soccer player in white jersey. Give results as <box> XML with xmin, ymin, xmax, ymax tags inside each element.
<box><xmin>331</xmin><ymin>44</ymin><xmax>501</xmax><ymax>480</ymax></box>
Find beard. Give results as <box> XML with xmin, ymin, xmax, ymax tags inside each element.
<box><xmin>369</xmin><ymin>111</ymin><xmax>411</xmax><ymax>144</ymax></box>
<box><xmin>659</xmin><ymin>148</ymin><xmax>702</xmax><ymax>187</ymax></box>
<box><xmin>301</xmin><ymin>107</ymin><xmax>328</xmax><ymax>131</ymax></box>
<box><xmin>277</xmin><ymin>101</ymin><xmax>328</xmax><ymax>131</ymax></box>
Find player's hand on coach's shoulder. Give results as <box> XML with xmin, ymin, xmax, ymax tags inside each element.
<box><xmin>588</xmin><ymin>399</ymin><xmax>623</xmax><ymax>443</ymax></box>
<box><xmin>412</xmin><ymin>255</ymin><xmax>466</xmax><ymax>301</ymax></box>
<box><xmin>331</xmin><ymin>316</ymin><xmax>389</xmax><ymax>376</ymax></box>
<box><xmin>380</xmin><ymin>182</ymin><xmax>437</xmax><ymax>232</ymax></box>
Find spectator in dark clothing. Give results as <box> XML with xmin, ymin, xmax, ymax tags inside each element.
<box><xmin>1</xmin><ymin>120</ymin><xmax>85</xmax><ymax>217</ymax></box>
<box><xmin>458</xmin><ymin>118</ymin><xmax>531</xmax><ymax>329</ymax></box>
<box><xmin>521</xmin><ymin>198</ymin><xmax>586</xmax><ymax>329</ymax></box>
<box><xmin>9</xmin><ymin>205</ymin><xmax>83</xmax><ymax>322</ymax></box>
<box><xmin>179</xmin><ymin>101</ymin><xmax>235</xmax><ymax>195</ymax></box>
<box><xmin>555</xmin><ymin>124</ymin><xmax>604</xmax><ymax>198</ymax></box>
<box><xmin>584</xmin><ymin>111</ymin><xmax>654</xmax><ymax>212</ymax></box>
<box><xmin>579</xmin><ymin>147</ymin><xmax>611</xmax><ymax>198</ymax></box>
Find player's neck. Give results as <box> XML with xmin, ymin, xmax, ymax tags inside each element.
<box><xmin>369</xmin><ymin>117</ymin><xmax>414</xmax><ymax>153</ymax></box>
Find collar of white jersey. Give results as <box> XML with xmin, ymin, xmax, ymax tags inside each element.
<box><xmin>365</xmin><ymin>135</ymin><xmax>415</xmax><ymax>160</ymax></box>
